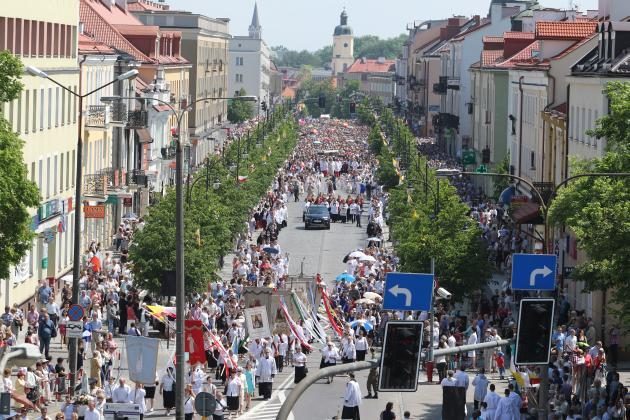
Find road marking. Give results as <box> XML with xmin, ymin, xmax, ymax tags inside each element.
<box><xmin>237</xmin><ymin>373</ymin><xmax>294</xmax><ymax>419</ymax></box>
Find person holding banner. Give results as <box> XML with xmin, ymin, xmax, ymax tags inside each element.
<box><xmin>255</xmin><ymin>348</ymin><xmax>277</xmax><ymax>400</ymax></box>
<box><xmin>293</xmin><ymin>346</ymin><xmax>308</xmax><ymax>384</ymax></box>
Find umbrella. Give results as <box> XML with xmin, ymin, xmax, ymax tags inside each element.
<box><xmin>349</xmin><ymin>251</ymin><xmax>366</xmax><ymax>258</ymax></box>
<box><xmin>359</xmin><ymin>255</ymin><xmax>376</xmax><ymax>263</ymax></box>
<box><xmin>122</xmin><ymin>212</ymin><xmax>138</xmax><ymax>220</ymax></box>
<box><xmin>363</xmin><ymin>292</ymin><xmax>383</xmax><ymax>301</ymax></box>
<box><xmin>354</xmin><ymin>298</ymin><xmax>375</xmax><ymax>305</ymax></box>
<box><xmin>263</xmin><ymin>247</ymin><xmax>280</xmax><ymax>254</ymax></box>
<box><xmin>335</xmin><ymin>273</ymin><xmax>355</xmax><ymax>282</ymax></box>
<box><xmin>349</xmin><ymin>319</ymin><xmax>374</xmax><ymax>331</ymax></box>
<box><xmin>366</xmin><ymin>237</ymin><xmax>382</xmax><ymax>242</ymax></box>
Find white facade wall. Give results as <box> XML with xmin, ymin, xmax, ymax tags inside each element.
<box><xmin>229</xmin><ymin>37</ymin><xmax>270</xmax><ymax>114</ymax></box>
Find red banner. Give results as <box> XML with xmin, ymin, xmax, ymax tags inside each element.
<box><xmin>184</xmin><ymin>320</ymin><xmax>206</xmax><ymax>365</ymax></box>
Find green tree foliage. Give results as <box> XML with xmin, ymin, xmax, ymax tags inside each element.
<box><xmin>0</xmin><ymin>52</ymin><xmax>40</xmax><ymax>279</ymax></box>
<box><xmin>375</xmin><ymin>148</ymin><xmax>399</xmax><ymax>189</ymax></box>
<box><xmin>130</xmin><ymin>112</ymin><xmax>299</xmax><ymax>295</ymax></box>
<box><xmin>492</xmin><ymin>153</ymin><xmax>511</xmax><ymax>200</ymax></box>
<box><xmin>365</xmin><ymin>110</ymin><xmax>491</xmax><ymax>300</ymax></box>
<box><xmin>548</xmin><ymin>81</ymin><xmax>630</xmax><ymax>324</ymax></box>
<box><xmin>271</xmin><ymin>34</ymin><xmax>406</xmax><ymax>68</ymax></box>
<box><xmin>227</xmin><ymin>88</ymin><xmax>254</xmax><ymax>123</ymax></box>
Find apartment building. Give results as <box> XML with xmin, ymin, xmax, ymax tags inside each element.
<box><xmin>130</xmin><ymin>0</ymin><xmax>231</xmax><ymax>167</ymax></box>
<box><xmin>0</xmin><ymin>1</ymin><xmax>80</xmax><ymax>306</ymax></box>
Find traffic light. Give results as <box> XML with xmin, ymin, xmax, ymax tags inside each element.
<box><xmin>379</xmin><ymin>321</ymin><xmax>423</xmax><ymax>392</ymax></box>
<box><xmin>349</xmin><ymin>102</ymin><xmax>356</xmax><ymax>114</ymax></box>
<box><xmin>318</xmin><ymin>95</ymin><xmax>326</xmax><ymax>108</ymax></box>
<box><xmin>482</xmin><ymin>147</ymin><xmax>491</xmax><ymax>164</ymax></box>
<box><xmin>261</xmin><ymin>101</ymin><xmax>267</xmax><ymax>112</ymax></box>
<box><xmin>515</xmin><ymin>299</ymin><xmax>555</xmax><ymax>365</ymax></box>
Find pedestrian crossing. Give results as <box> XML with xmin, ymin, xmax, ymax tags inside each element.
<box><xmin>238</xmin><ymin>399</ymin><xmax>284</xmax><ymax>420</ymax></box>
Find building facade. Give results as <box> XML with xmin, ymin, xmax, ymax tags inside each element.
<box><xmin>130</xmin><ymin>1</ymin><xmax>230</xmax><ymax>167</ymax></box>
<box><xmin>0</xmin><ymin>1</ymin><xmax>80</xmax><ymax>306</ymax></box>
<box><xmin>341</xmin><ymin>58</ymin><xmax>396</xmax><ymax>105</ymax></box>
<box><xmin>228</xmin><ymin>2</ymin><xmax>270</xmax><ymax>113</ymax></box>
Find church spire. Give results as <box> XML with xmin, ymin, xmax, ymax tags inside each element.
<box><xmin>249</xmin><ymin>2</ymin><xmax>262</xmax><ymax>39</ymax></box>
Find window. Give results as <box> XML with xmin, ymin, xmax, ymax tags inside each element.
<box><xmin>53</xmin><ymin>155</ymin><xmax>58</xmax><ymax>195</ymax></box>
<box><xmin>530</xmin><ymin>150</ymin><xmax>536</xmax><ymax>170</ymax></box>
<box><xmin>235</xmin><ymin>74</ymin><xmax>243</xmax><ymax>83</ymax></box>
<box><xmin>71</xmin><ymin>150</ymin><xmax>75</xmax><ymax>187</ymax></box>
<box><xmin>236</xmin><ymin>57</ymin><xmax>243</xmax><ymax>66</ymax></box>
<box><xmin>46</xmin><ymin>157</ymin><xmax>50</xmax><ymax>198</ymax></box>
<box><xmin>25</xmin><ymin>89</ymin><xmax>29</xmax><ymax>134</ymax></box>
<box><xmin>38</xmin><ymin>159</ymin><xmax>42</xmax><ymax>191</ymax></box>
<box><xmin>67</xmin><ymin>87</ymin><xmax>72</xmax><ymax>125</ymax></box>
<box><xmin>72</xmin><ymin>86</ymin><xmax>77</xmax><ymax>123</ymax></box>
<box><xmin>65</xmin><ymin>151</ymin><xmax>70</xmax><ymax>189</ymax></box>
<box><xmin>39</xmin><ymin>88</ymin><xmax>44</xmax><ymax>130</ymax></box>
<box><xmin>0</xmin><ymin>17</ymin><xmax>5</xmax><ymax>51</ymax></box>
<box><xmin>55</xmin><ymin>87</ymin><xmax>60</xmax><ymax>127</ymax></box>
<box><xmin>46</xmin><ymin>22</ymin><xmax>52</xmax><ymax>58</ymax></box>
<box><xmin>16</xmin><ymin>92</ymin><xmax>22</xmax><ymax>133</ymax></box>
<box><xmin>32</xmin><ymin>90</ymin><xmax>37</xmax><ymax>132</ymax></box>
<box><xmin>38</xmin><ymin>21</ymin><xmax>45</xmax><ymax>57</ymax></box>
<box><xmin>61</xmin><ymin>89</ymin><xmax>65</xmax><ymax>126</ymax></box>
<box><xmin>60</xmin><ymin>153</ymin><xmax>64</xmax><ymax>192</ymax></box>
<box><xmin>15</xmin><ymin>18</ymin><xmax>22</xmax><ymax>56</ymax></box>
<box><xmin>48</xmin><ymin>87</ymin><xmax>52</xmax><ymax>129</ymax></box>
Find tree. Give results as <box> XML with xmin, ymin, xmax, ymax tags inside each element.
<box><xmin>227</xmin><ymin>88</ymin><xmax>254</xmax><ymax>123</ymax></box>
<box><xmin>548</xmin><ymin>81</ymin><xmax>630</xmax><ymax>324</ymax></box>
<box><xmin>492</xmin><ymin>153</ymin><xmax>511</xmax><ymax>200</ymax></box>
<box><xmin>0</xmin><ymin>52</ymin><xmax>40</xmax><ymax>279</ymax></box>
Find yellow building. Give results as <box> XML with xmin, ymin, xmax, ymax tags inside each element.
<box><xmin>331</xmin><ymin>9</ymin><xmax>354</xmax><ymax>76</ymax></box>
<box><xmin>0</xmin><ymin>1</ymin><xmax>80</xmax><ymax>307</ymax></box>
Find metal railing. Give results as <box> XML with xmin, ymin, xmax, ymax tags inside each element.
<box><xmin>127</xmin><ymin>110</ymin><xmax>148</xmax><ymax>129</ymax></box>
<box><xmin>85</xmin><ymin>105</ymin><xmax>109</xmax><ymax>128</ymax></box>
<box><xmin>110</xmin><ymin>102</ymin><xmax>128</xmax><ymax>125</ymax></box>
<box><xmin>84</xmin><ymin>173</ymin><xmax>107</xmax><ymax>196</ymax></box>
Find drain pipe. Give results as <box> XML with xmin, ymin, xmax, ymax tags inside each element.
<box><xmin>518</xmin><ymin>76</ymin><xmax>524</xmax><ymax>178</ymax></box>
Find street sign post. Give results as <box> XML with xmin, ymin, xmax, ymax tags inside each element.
<box><xmin>515</xmin><ymin>299</ymin><xmax>555</xmax><ymax>365</ymax></box>
<box><xmin>194</xmin><ymin>391</ymin><xmax>216</xmax><ymax>417</ymax></box>
<box><xmin>383</xmin><ymin>273</ymin><xmax>434</xmax><ymax>311</ymax></box>
<box><xmin>379</xmin><ymin>321</ymin><xmax>423</xmax><ymax>392</ymax></box>
<box><xmin>67</xmin><ymin>304</ymin><xmax>85</xmax><ymax>322</ymax></box>
<box><xmin>511</xmin><ymin>253</ymin><xmax>557</xmax><ymax>291</ymax></box>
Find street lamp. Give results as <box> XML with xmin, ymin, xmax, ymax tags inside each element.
<box><xmin>186</xmin><ymin>158</ymin><xmax>221</xmax><ymax>204</ymax></box>
<box><xmin>102</xmin><ymin>93</ymin><xmax>256</xmax><ymax>420</ymax></box>
<box><xmin>25</xmin><ymin>65</ymin><xmax>138</xmax><ymax>394</ymax></box>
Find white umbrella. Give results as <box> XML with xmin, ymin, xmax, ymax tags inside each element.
<box><xmin>366</xmin><ymin>237</ymin><xmax>382</xmax><ymax>242</ymax></box>
<box><xmin>360</xmin><ymin>255</ymin><xmax>376</xmax><ymax>262</ymax></box>
<box><xmin>363</xmin><ymin>292</ymin><xmax>383</xmax><ymax>301</ymax></box>
<box><xmin>349</xmin><ymin>251</ymin><xmax>366</xmax><ymax>258</ymax></box>
<box><xmin>354</xmin><ymin>298</ymin><xmax>375</xmax><ymax>305</ymax></box>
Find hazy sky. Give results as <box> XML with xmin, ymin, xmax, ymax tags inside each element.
<box><xmin>166</xmin><ymin>0</ymin><xmax>599</xmax><ymax>51</ymax></box>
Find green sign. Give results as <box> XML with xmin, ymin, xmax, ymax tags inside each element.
<box><xmin>462</xmin><ymin>150</ymin><xmax>476</xmax><ymax>165</ymax></box>
<box><xmin>41</xmin><ymin>257</ymin><xmax>48</xmax><ymax>269</ymax></box>
<box><xmin>476</xmin><ymin>165</ymin><xmax>488</xmax><ymax>173</ymax></box>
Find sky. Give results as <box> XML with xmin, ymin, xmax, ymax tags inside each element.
<box><xmin>167</xmin><ymin>0</ymin><xmax>599</xmax><ymax>51</ymax></box>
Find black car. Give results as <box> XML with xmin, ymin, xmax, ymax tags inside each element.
<box><xmin>304</xmin><ymin>205</ymin><xmax>331</xmax><ymax>230</ymax></box>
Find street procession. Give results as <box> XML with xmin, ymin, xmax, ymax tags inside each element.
<box><xmin>1</xmin><ymin>1</ymin><xmax>630</xmax><ymax>418</ymax></box>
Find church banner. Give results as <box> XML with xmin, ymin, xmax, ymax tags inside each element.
<box><xmin>125</xmin><ymin>336</ymin><xmax>159</xmax><ymax>385</ymax></box>
<box><xmin>185</xmin><ymin>320</ymin><xmax>206</xmax><ymax>365</ymax></box>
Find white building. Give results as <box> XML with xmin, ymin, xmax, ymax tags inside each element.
<box><xmin>331</xmin><ymin>9</ymin><xmax>354</xmax><ymax>76</ymax></box>
<box><xmin>228</xmin><ymin>2</ymin><xmax>270</xmax><ymax>112</ymax></box>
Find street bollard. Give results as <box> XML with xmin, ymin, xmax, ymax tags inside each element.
<box><xmin>426</xmin><ymin>360</ymin><xmax>434</xmax><ymax>383</ymax></box>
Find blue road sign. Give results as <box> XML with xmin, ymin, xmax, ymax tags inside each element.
<box><xmin>511</xmin><ymin>253</ymin><xmax>557</xmax><ymax>291</ymax></box>
<box><xmin>383</xmin><ymin>273</ymin><xmax>434</xmax><ymax>311</ymax></box>
<box><xmin>67</xmin><ymin>304</ymin><xmax>85</xmax><ymax>322</ymax></box>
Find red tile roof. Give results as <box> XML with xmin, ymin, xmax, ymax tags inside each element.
<box><xmin>347</xmin><ymin>59</ymin><xmax>396</xmax><ymax>73</ymax></box>
<box><xmin>78</xmin><ymin>33</ymin><xmax>115</xmax><ymax>54</ymax></box>
<box><xmin>127</xmin><ymin>0</ymin><xmax>169</xmax><ymax>12</ymax></box>
<box><xmin>483</xmin><ymin>35</ymin><xmax>504</xmax><ymax>44</ymax></box>
<box><xmin>504</xmin><ymin>31</ymin><xmax>535</xmax><ymax>40</ymax></box>
<box><xmin>482</xmin><ymin>49</ymin><xmax>505</xmax><ymax>66</ymax></box>
<box><xmin>535</xmin><ymin>21</ymin><xmax>597</xmax><ymax>40</ymax></box>
<box><xmin>81</xmin><ymin>0</ymin><xmax>151</xmax><ymax>62</ymax></box>
<box><xmin>80</xmin><ymin>0</ymin><xmax>188</xmax><ymax>65</ymax></box>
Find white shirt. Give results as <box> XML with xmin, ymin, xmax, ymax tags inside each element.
<box><xmin>472</xmin><ymin>374</ymin><xmax>489</xmax><ymax>401</ymax></box>
<box><xmin>225</xmin><ymin>376</ymin><xmax>242</xmax><ymax>397</ymax></box>
<box><xmin>293</xmin><ymin>352</ymin><xmax>307</xmax><ymax>367</ymax></box>
<box><xmin>454</xmin><ymin>370</ymin><xmax>469</xmax><ymax>389</ymax></box>
<box><xmin>343</xmin><ymin>380</ymin><xmax>362</xmax><ymax>407</ymax></box>
<box><xmin>184</xmin><ymin>395</ymin><xmax>195</xmax><ymax>414</ymax></box>
<box><xmin>132</xmin><ymin>388</ymin><xmax>146</xmax><ymax>414</ymax></box>
<box><xmin>84</xmin><ymin>408</ymin><xmax>103</xmax><ymax>420</ymax></box>
<box><xmin>494</xmin><ymin>395</ymin><xmax>519</xmax><ymax>419</ymax></box>
<box><xmin>112</xmin><ymin>384</ymin><xmax>131</xmax><ymax>403</ymax></box>
<box><xmin>441</xmin><ymin>377</ymin><xmax>457</xmax><ymax>387</ymax></box>
<box><xmin>483</xmin><ymin>390</ymin><xmax>501</xmax><ymax>417</ymax></box>
<box><xmin>355</xmin><ymin>336</ymin><xmax>368</xmax><ymax>351</ymax></box>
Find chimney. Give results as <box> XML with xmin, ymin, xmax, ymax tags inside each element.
<box><xmin>473</xmin><ymin>15</ymin><xmax>481</xmax><ymax>25</ymax></box>
<box><xmin>440</xmin><ymin>27</ymin><xmax>447</xmax><ymax>41</ymax></box>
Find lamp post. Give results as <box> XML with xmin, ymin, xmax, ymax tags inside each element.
<box><xmin>101</xmin><ymin>94</ymin><xmax>256</xmax><ymax>420</ymax></box>
<box><xmin>451</xmin><ymin>169</ymin><xmax>630</xmax><ymax>419</ymax></box>
<box><xmin>186</xmin><ymin>158</ymin><xmax>221</xmax><ymax>204</ymax></box>
<box><xmin>25</xmin><ymin>65</ymin><xmax>139</xmax><ymax>393</ymax></box>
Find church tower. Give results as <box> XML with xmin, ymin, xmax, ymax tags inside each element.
<box><xmin>331</xmin><ymin>9</ymin><xmax>354</xmax><ymax>75</ymax></box>
<box><xmin>249</xmin><ymin>2</ymin><xmax>262</xmax><ymax>39</ymax></box>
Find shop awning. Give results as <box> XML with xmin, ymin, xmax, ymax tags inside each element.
<box><xmin>511</xmin><ymin>201</ymin><xmax>541</xmax><ymax>224</ymax></box>
<box><xmin>136</xmin><ymin>128</ymin><xmax>153</xmax><ymax>144</ymax></box>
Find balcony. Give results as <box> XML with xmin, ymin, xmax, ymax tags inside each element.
<box><xmin>97</xmin><ymin>167</ymin><xmax>124</xmax><ymax>190</ymax></box>
<box><xmin>110</xmin><ymin>102</ymin><xmax>128</xmax><ymax>126</ymax></box>
<box><xmin>127</xmin><ymin>110</ymin><xmax>148</xmax><ymax>129</ymax></box>
<box><xmin>85</xmin><ymin>105</ymin><xmax>110</xmax><ymax>129</ymax></box>
<box><xmin>84</xmin><ymin>173</ymin><xmax>108</xmax><ymax>197</ymax></box>
<box><xmin>126</xmin><ymin>169</ymin><xmax>148</xmax><ymax>188</ymax></box>
<box><xmin>432</xmin><ymin>76</ymin><xmax>448</xmax><ymax>95</ymax></box>
<box><xmin>161</xmin><ymin>146</ymin><xmax>176</xmax><ymax>160</ymax></box>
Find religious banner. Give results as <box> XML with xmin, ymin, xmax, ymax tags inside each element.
<box><xmin>244</xmin><ymin>306</ymin><xmax>271</xmax><ymax>340</ymax></box>
<box><xmin>185</xmin><ymin>320</ymin><xmax>206</xmax><ymax>365</ymax></box>
<box><xmin>125</xmin><ymin>336</ymin><xmax>159</xmax><ymax>385</ymax></box>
